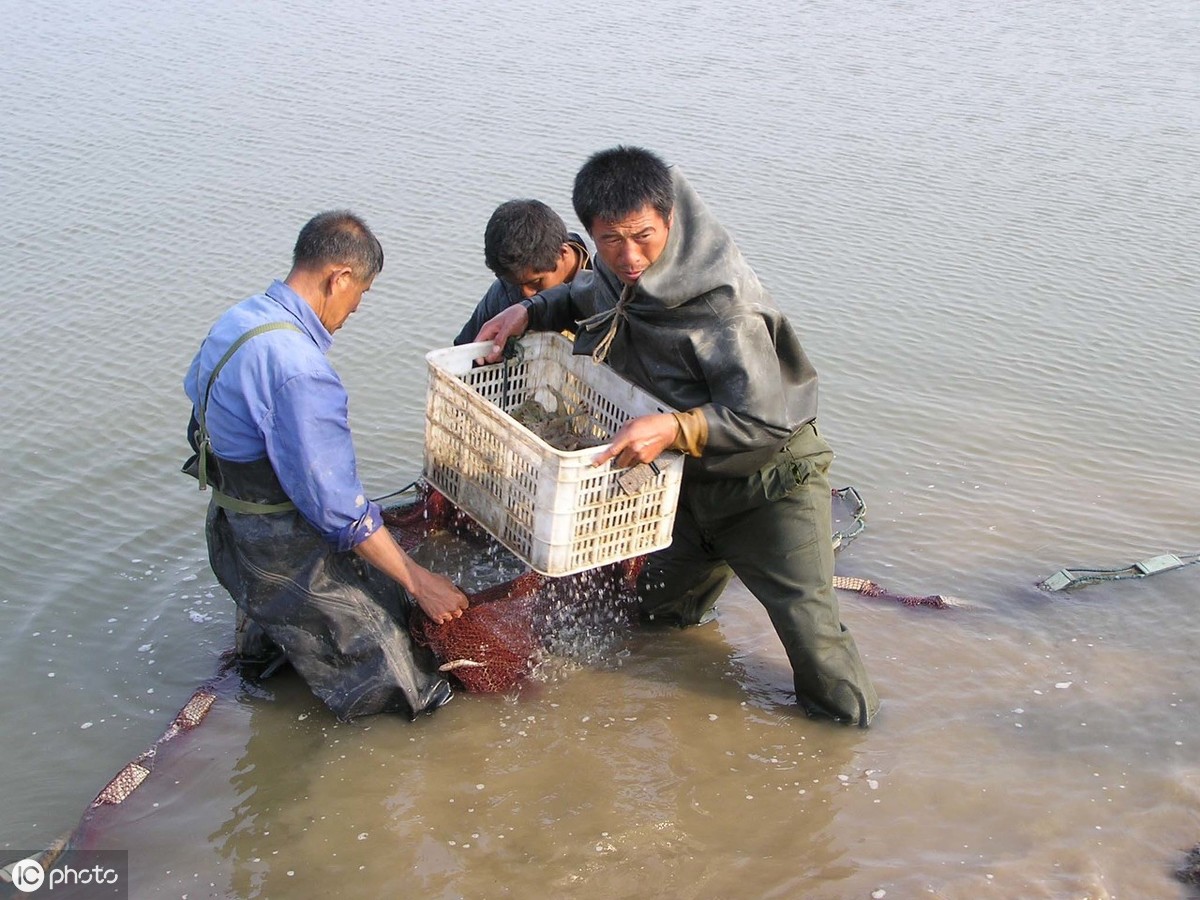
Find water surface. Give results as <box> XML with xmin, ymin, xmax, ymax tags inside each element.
<box><xmin>2</xmin><ymin>0</ymin><xmax>1198</xmax><ymax>896</ymax></box>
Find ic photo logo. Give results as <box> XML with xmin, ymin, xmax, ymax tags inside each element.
<box><xmin>3</xmin><ymin>854</ymin><xmax>126</xmax><ymax>896</ymax></box>
<box><xmin>8</xmin><ymin>858</ymin><xmax>44</xmax><ymax>892</ymax></box>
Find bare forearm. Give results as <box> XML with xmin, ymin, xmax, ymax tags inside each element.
<box><xmin>354</xmin><ymin>527</ymin><xmax>419</xmax><ymax>590</ymax></box>
<box><xmin>353</xmin><ymin>528</ymin><xmax>468</xmax><ymax>623</ymax></box>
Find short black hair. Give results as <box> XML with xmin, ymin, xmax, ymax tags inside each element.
<box><xmin>292</xmin><ymin>210</ymin><xmax>384</xmax><ymax>282</ymax></box>
<box><xmin>572</xmin><ymin>146</ymin><xmax>674</xmax><ymax>232</ymax></box>
<box><xmin>483</xmin><ymin>200</ymin><xmax>570</xmax><ymax>281</ymax></box>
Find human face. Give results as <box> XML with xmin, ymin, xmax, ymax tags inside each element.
<box><xmin>590</xmin><ymin>205</ymin><xmax>671</xmax><ymax>285</ymax></box>
<box><xmin>326</xmin><ymin>270</ymin><xmax>374</xmax><ymax>333</ymax></box>
<box><xmin>507</xmin><ymin>244</ymin><xmax>575</xmax><ymax>299</ymax></box>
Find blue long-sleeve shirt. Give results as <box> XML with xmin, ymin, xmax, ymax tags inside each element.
<box><xmin>184</xmin><ymin>280</ymin><xmax>381</xmax><ymax>551</ymax></box>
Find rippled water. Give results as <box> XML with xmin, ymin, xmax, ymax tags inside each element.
<box><xmin>2</xmin><ymin>0</ymin><xmax>1198</xmax><ymax>897</ymax></box>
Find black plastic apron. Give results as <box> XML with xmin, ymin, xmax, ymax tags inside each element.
<box><xmin>183</xmin><ymin>322</ymin><xmax>451</xmax><ymax>720</ymax></box>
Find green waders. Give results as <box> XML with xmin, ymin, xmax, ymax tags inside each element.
<box><xmin>638</xmin><ymin>422</ymin><xmax>879</xmax><ymax>726</ymax></box>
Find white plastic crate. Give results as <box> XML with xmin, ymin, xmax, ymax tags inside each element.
<box><xmin>423</xmin><ymin>332</ymin><xmax>684</xmax><ymax>577</ymax></box>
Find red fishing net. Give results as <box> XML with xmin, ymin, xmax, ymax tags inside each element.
<box><xmin>383</xmin><ymin>484</ymin><xmax>641</xmax><ymax>693</ymax></box>
<box><xmin>410</xmin><ymin>572</ymin><xmax>542</xmax><ymax>692</ymax></box>
<box><xmin>381</xmin><ymin>484</ymin><xmax>479</xmax><ymax>553</ymax></box>
<box><xmin>384</xmin><ymin>482</ymin><xmax>949</xmax><ymax>693</ymax></box>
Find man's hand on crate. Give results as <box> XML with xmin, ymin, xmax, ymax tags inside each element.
<box><xmin>475</xmin><ymin>303</ymin><xmax>530</xmax><ymax>364</ymax></box>
<box><xmin>593</xmin><ymin>413</ymin><xmax>678</xmax><ymax>468</ymax></box>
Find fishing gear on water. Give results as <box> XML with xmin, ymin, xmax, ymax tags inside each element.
<box><xmin>1037</xmin><ymin>552</ymin><xmax>1200</xmax><ymax>592</ymax></box>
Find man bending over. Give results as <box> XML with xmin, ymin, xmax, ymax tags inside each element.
<box><xmin>454</xmin><ymin>199</ymin><xmax>590</xmax><ymax>345</ymax></box>
<box><xmin>184</xmin><ymin>211</ymin><xmax>468</xmax><ymax>720</ymax></box>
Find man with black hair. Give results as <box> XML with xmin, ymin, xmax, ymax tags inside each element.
<box><xmin>184</xmin><ymin>210</ymin><xmax>468</xmax><ymax>721</ymax></box>
<box><xmin>453</xmin><ymin>199</ymin><xmax>590</xmax><ymax>345</ymax></box>
<box><xmin>478</xmin><ymin>148</ymin><xmax>879</xmax><ymax>726</ymax></box>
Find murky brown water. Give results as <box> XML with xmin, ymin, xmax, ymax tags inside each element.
<box><xmin>2</xmin><ymin>0</ymin><xmax>1198</xmax><ymax>897</ymax></box>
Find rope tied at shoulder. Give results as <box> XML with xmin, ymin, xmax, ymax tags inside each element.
<box><xmin>581</xmin><ymin>283</ymin><xmax>637</xmax><ymax>364</ymax></box>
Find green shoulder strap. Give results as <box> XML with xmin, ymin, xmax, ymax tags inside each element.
<box><xmin>194</xmin><ymin>321</ymin><xmax>303</xmax><ymax>515</ymax></box>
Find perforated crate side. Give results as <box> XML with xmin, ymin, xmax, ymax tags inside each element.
<box><xmin>424</xmin><ymin>334</ymin><xmax>684</xmax><ymax>576</ymax></box>
<box><xmin>423</xmin><ymin>363</ymin><xmax>544</xmax><ymax>560</ymax></box>
<box><xmin>538</xmin><ymin>455</ymin><xmax>683</xmax><ymax>573</ymax></box>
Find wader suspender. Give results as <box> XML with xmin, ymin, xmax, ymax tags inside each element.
<box><xmin>194</xmin><ymin>322</ymin><xmax>303</xmax><ymax>515</ymax></box>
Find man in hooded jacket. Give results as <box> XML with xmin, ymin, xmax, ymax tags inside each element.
<box><xmin>478</xmin><ymin>147</ymin><xmax>878</xmax><ymax>726</ymax></box>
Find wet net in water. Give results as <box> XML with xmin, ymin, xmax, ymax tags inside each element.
<box><xmin>384</xmin><ymin>484</ymin><xmax>641</xmax><ymax>693</ymax></box>
<box><xmin>386</xmin><ymin>482</ymin><xmax>958</xmax><ymax>692</ymax></box>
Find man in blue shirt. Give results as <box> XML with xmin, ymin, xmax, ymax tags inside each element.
<box><xmin>184</xmin><ymin>210</ymin><xmax>468</xmax><ymax>720</ymax></box>
<box><xmin>453</xmin><ymin>199</ymin><xmax>591</xmax><ymax>345</ymax></box>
